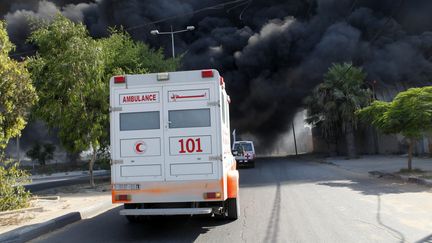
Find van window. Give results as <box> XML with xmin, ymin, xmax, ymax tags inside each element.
<box><xmin>169</xmin><ymin>108</ymin><xmax>210</xmax><ymax>128</ymax></box>
<box><xmin>234</xmin><ymin>143</ymin><xmax>253</xmax><ymax>151</ymax></box>
<box><xmin>120</xmin><ymin>111</ymin><xmax>160</xmax><ymax>131</ymax></box>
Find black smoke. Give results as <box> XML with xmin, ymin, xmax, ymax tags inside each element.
<box><xmin>2</xmin><ymin>0</ymin><xmax>432</xmax><ymax>150</ymax></box>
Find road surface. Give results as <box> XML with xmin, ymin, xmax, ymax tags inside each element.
<box><xmin>31</xmin><ymin>157</ymin><xmax>432</xmax><ymax>243</ymax></box>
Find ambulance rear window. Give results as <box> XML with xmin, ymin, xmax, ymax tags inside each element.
<box><xmin>234</xmin><ymin>143</ymin><xmax>253</xmax><ymax>151</ymax></box>
<box><xmin>120</xmin><ymin>111</ymin><xmax>160</xmax><ymax>131</ymax></box>
<box><xmin>169</xmin><ymin>108</ymin><xmax>210</xmax><ymax>128</ymax></box>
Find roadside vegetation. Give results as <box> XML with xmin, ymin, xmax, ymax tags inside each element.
<box><xmin>305</xmin><ymin>63</ymin><xmax>371</xmax><ymax>159</ymax></box>
<box><xmin>0</xmin><ymin>160</ymin><xmax>31</xmax><ymax>211</ymax></box>
<box><xmin>0</xmin><ymin>20</ymin><xmax>37</xmax><ymax>211</ymax></box>
<box><xmin>306</xmin><ymin>62</ymin><xmax>432</xmax><ymax>170</ymax></box>
<box><xmin>0</xmin><ymin>13</ymin><xmax>178</xmax><ymax>211</ymax></box>
<box><xmin>26</xmin><ymin>143</ymin><xmax>56</xmax><ymax>166</ymax></box>
<box><xmin>27</xmin><ymin>15</ymin><xmax>179</xmax><ymax>186</ymax></box>
<box><xmin>357</xmin><ymin>86</ymin><xmax>432</xmax><ymax>170</ymax></box>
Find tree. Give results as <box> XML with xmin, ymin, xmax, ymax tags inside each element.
<box><xmin>28</xmin><ymin>15</ymin><xmax>106</xmax><ymax>187</ymax></box>
<box><xmin>305</xmin><ymin>63</ymin><xmax>370</xmax><ymax>158</ymax></box>
<box><xmin>0</xmin><ymin>21</ymin><xmax>35</xmax><ymax>211</ymax></box>
<box><xmin>0</xmin><ymin>21</ymin><xmax>37</xmax><ymax>150</ymax></box>
<box><xmin>26</xmin><ymin>142</ymin><xmax>56</xmax><ymax>165</ymax></box>
<box><xmin>357</xmin><ymin>87</ymin><xmax>432</xmax><ymax>170</ymax></box>
<box><xmin>28</xmin><ymin>15</ymin><xmax>178</xmax><ymax>186</ymax></box>
<box><xmin>100</xmin><ymin>28</ymin><xmax>178</xmax><ymax>77</ymax></box>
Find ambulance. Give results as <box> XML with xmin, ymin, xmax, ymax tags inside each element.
<box><xmin>109</xmin><ymin>69</ymin><xmax>240</xmax><ymax>222</ymax></box>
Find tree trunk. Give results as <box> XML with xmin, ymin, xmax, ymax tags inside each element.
<box><xmin>428</xmin><ymin>136</ymin><xmax>432</xmax><ymax>158</ymax></box>
<box><xmin>326</xmin><ymin>141</ymin><xmax>338</xmax><ymax>156</ymax></box>
<box><xmin>67</xmin><ymin>152</ymin><xmax>80</xmax><ymax>166</ymax></box>
<box><xmin>407</xmin><ymin>138</ymin><xmax>414</xmax><ymax>171</ymax></box>
<box><xmin>345</xmin><ymin>123</ymin><xmax>357</xmax><ymax>159</ymax></box>
<box><xmin>89</xmin><ymin>145</ymin><xmax>96</xmax><ymax>188</ymax></box>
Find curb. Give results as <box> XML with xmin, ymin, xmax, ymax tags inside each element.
<box><xmin>0</xmin><ymin>201</ymin><xmax>114</xmax><ymax>243</ymax></box>
<box><xmin>368</xmin><ymin>171</ymin><xmax>432</xmax><ymax>187</ymax></box>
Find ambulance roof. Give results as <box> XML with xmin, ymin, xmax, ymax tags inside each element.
<box><xmin>110</xmin><ymin>69</ymin><xmax>221</xmax><ymax>87</ymax></box>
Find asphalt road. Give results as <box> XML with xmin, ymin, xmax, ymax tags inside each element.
<box><xmin>31</xmin><ymin>157</ymin><xmax>432</xmax><ymax>243</ymax></box>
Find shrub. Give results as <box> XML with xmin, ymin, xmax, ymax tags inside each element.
<box><xmin>0</xmin><ymin>160</ymin><xmax>32</xmax><ymax>211</ymax></box>
<box><xmin>95</xmin><ymin>146</ymin><xmax>111</xmax><ymax>170</ymax></box>
<box><xmin>26</xmin><ymin>142</ymin><xmax>56</xmax><ymax>165</ymax></box>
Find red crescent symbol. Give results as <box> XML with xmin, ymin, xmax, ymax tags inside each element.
<box><xmin>135</xmin><ymin>143</ymin><xmax>144</xmax><ymax>153</ymax></box>
<box><xmin>134</xmin><ymin>141</ymin><xmax>147</xmax><ymax>154</ymax></box>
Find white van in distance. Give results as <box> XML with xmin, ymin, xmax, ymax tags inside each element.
<box><xmin>109</xmin><ymin>69</ymin><xmax>240</xmax><ymax>221</ymax></box>
<box><xmin>232</xmin><ymin>141</ymin><xmax>256</xmax><ymax>168</ymax></box>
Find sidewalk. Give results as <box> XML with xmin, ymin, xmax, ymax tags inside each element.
<box><xmin>324</xmin><ymin>155</ymin><xmax>432</xmax><ymax>186</ymax></box>
<box><xmin>30</xmin><ymin>170</ymin><xmax>110</xmax><ymax>182</ymax></box>
<box><xmin>0</xmin><ymin>181</ymin><xmax>116</xmax><ymax>243</ymax></box>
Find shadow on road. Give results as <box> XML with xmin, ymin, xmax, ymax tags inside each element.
<box><xmin>122</xmin><ymin>214</ymin><xmax>232</xmax><ymax>241</ymax></box>
<box><xmin>376</xmin><ymin>194</ymin><xmax>406</xmax><ymax>243</ymax></box>
<box><xmin>263</xmin><ymin>182</ymin><xmax>281</xmax><ymax>243</ymax></box>
<box><xmin>34</xmin><ymin>206</ymin><xmax>235</xmax><ymax>243</ymax></box>
<box><xmin>240</xmin><ymin>157</ymin><xmax>431</xmax><ymax>196</ymax></box>
<box><xmin>238</xmin><ymin>157</ymin><xmax>431</xmax><ymax>243</ymax></box>
<box><xmin>416</xmin><ymin>233</ymin><xmax>432</xmax><ymax>243</ymax></box>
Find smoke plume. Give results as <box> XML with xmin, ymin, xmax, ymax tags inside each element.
<box><xmin>2</xmin><ymin>0</ymin><xmax>432</xmax><ymax>150</ymax></box>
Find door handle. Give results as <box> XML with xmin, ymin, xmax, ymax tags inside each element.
<box><xmin>166</xmin><ymin>121</ymin><xmax>172</xmax><ymax>129</ymax></box>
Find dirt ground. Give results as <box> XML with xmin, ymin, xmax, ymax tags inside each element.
<box><xmin>0</xmin><ymin>182</ymin><xmax>113</xmax><ymax>235</ymax></box>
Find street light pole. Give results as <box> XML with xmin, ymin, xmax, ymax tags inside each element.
<box><xmin>150</xmin><ymin>25</ymin><xmax>195</xmax><ymax>59</ymax></box>
<box><xmin>170</xmin><ymin>26</ymin><xmax>175</xmax><ymax>59</ymax></box>
<box><xmin>292</xmin><ymin>121</ymin><xmax>298</xmax><ymax>156</ymax></box>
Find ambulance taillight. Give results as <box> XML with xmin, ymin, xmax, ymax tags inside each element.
<box><xmin>201</xmin><ymin>70</ymin><xmax>213</xmax><ymax>78</ymax></box>
<box><xmin>114</xmin><ymin>76</ymin><xmax>126</xmax><ymax>83</ymax></box>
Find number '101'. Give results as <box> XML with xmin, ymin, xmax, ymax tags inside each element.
<box><xmin>179</xmin><ymin>138</ymin><xmax>203</xmax><ymax>153</ymax></box>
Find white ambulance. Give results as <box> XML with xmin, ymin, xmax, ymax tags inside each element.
<box><xmin>109</xmin><ymin>69</ymin><xmax>239</xmax><ymax>222</ymax></box>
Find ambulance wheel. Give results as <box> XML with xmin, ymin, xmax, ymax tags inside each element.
<box><xmin>226</xmin><ymin>197</ymin><xmax>240</xmax><ymax>220</ymax></box>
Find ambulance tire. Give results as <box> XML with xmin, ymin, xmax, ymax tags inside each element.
<box><xmin>226</xmin><ymin>197</ymin><xmax>240</xmax><ymax>220</ymax></box>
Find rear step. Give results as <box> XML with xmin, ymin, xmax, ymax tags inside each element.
<box><xmin>120</xmin><ymin>208</ymin><xmax>213</xmax><ymax>216</ymax></box>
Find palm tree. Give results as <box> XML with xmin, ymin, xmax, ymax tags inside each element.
<box><xmin>305</xmin><ymin>63</ymin><xmax>371</xmax><ymax>158</ymax></box>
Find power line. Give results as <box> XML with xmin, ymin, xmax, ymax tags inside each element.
<box><xmin>126</xmin><ymin>0</ymin><xmax>249</xmax><ymax>31</ymax></box>
<box><xmin>9</xmin><ymin>0</ymin><xmax>250</xmax><ymax>57</ymax></box>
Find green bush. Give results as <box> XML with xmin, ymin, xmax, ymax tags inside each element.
<box><xmin>0</xmin><ymin>160</ymin><xmax>32</xmax><ymax>211</ymax></box>
<box><xmin>26</xmin><ymin>142</ymin><xmax>56</xmax><ymax>166</ymax></box>
<box><xmin>95</xmin><ymin>146</ymin><xmax>110</xmax><ymax>170</ymax></box>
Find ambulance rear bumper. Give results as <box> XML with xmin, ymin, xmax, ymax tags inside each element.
<box><xmin>120</xmin><ymin>208</ymin><xmax>213</xmax><ymax>216</ymax></box>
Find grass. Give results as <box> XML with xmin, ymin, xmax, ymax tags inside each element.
<box><xmin>398</xmin><ymin>168</ymin><xmax>425</xmax><ymax>174</ymax></box>
<box><xmin>20</xmin><ymin>161</ymin><xmax>99</xmax><ymax>175</ymax></box>
<box><xmin>396</xmin><ymin>168</ymin><xmax>432</xmax><ymax>180</ymax></box>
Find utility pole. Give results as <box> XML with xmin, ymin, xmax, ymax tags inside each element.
<box><xmin>150</xmin><ymin>25</ymin><xmax>195</xmax><ymax>59</ymax></box>
<box><xmin>292</xmin><ymin>121</ymin><xmax>298</xmax><ymax>155</ymax></box>
<box><xmin>170</xmin><ymin>26</ymin><xmax>175</xmax><ymax>59</ymax></box>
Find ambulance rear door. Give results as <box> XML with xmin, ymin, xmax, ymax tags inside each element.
<box><xmin>112</xmin><ymin>87</ymin><xmax>165</xmax><ymax>183</ymax></box>
<box><xmin>163</xmin><ymin>83</ymin><xmax>220</xmax><ymax>181</ymax></box>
